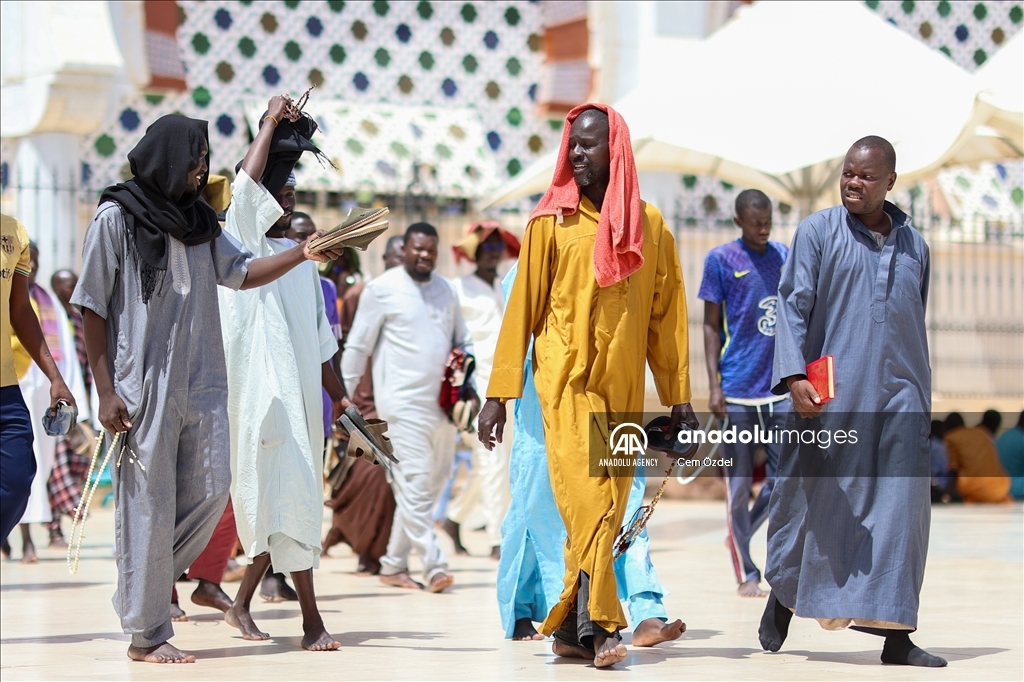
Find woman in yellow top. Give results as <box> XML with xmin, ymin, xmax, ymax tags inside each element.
<box><xmin>1</xmin><ymin>214</ymin><xmax>76</xmax><ymax>546</ymax></box>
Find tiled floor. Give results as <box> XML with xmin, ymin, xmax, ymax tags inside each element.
<box><xmin>1</xmin><ymin>500</ymin><xmax>1020</xmax><ymax>680</ymax></box>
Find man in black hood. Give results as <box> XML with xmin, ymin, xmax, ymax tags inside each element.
<box><xmin>72</xmin><ymin>107</ymin><xmax>344</xmax><ymax>664</ymax></box>
<box><xmin>218</xmin><ymin>96</ymin><xmax>349</xmax><ymax>652</ymax></box>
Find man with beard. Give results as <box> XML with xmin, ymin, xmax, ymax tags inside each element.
<box><xmin>760</xmin><ymin>136</ymin><xmax>946</xmax><ymax>667</ymax></box>
<box><xmin>497</xmin><ymin>258</ymin><xmax>686</xmax><ymax>648</ymax></box>
<box><xmin>217</xmin><ymin>98</ymin><xmax>349</xmax><ymax>651</ymax></box>
<box><xmin>478</xmin><ymin>105</ymin><xmax>695</xmax><ymax>668</ymax></box>
<box><xmin>342</xmin><ymin>223</ymin><xmax>476</xmax><ymax>593</ymax></box>
<box><xmin>73</xmin><ymin>109</ymin><xmax>341</xmax><ymax>663</ymax></box>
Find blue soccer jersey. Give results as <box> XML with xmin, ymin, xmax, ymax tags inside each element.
<box><xmin>698</xmin><ymin>239</ymin><xmax>789</xmax><ymax>401</ymax></box>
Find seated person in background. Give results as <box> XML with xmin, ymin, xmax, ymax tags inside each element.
<box><xmin>944</xmin><ymin>411</ymin><xmax>1011</xmax><ymax>503</ymax></box>
<box><xmin>928</xmin><ymin>419</ymin><xmax>953</xmax><ymax>503</ymax></box>
<box><xmin>996</xmin><ymin>411</ymin><xmax>1024</xmax><ymax>501</ymax></box>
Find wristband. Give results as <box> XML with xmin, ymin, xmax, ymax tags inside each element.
<box><xmin>263</xmin><ymin>114</ymin><xmax>279</xmax><ymax>127</ymax></box>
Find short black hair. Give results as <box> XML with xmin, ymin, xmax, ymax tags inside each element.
<box><xmin>944</xmin><ymin>412</ymin><xmax>965</xmax><ymax>430</ymax></box>
<box><xmin>735</xmin><ymin>189</ymin><xmax>771</xmax><ymax>217</ymax></box>
<box><xmin>850</xmin><ymin>135</ymin><xmax>897</xmax><ymax>174</ymax></box>
<box><xmin>405</xmin><ymin>222</ymin><xmax>438</xmax><ymax>240</ymax></box>
<box><xmin>292</xmin><ymin>211</ymin><xmax>313</xmax><ymax>225</ymax></box>
<box><xmin>981</xmin><ymin>409</ymin><xmax>1002</xmax><ymax>433</ymax></box>
<box><xmin>384</xmin><ymin>235</ymin><xmax>405</xmax><ymax>253</ymax></box>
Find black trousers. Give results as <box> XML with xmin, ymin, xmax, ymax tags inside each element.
<box><xmin>0</xmin><ymin>386</ymin><xmax>36</xmax><ymax>544</ymax></box>
<box><xmin>553</xmin><ymin>571</ymin><xmax>620</xmax><ymax>648</ymax></box>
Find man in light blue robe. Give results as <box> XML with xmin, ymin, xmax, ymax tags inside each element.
<box><xmin>496</xmin><ymin>263</ymin><xmax>684</xmax><ymax>647</ymax></box>
<box><xmin>759</xmin><ymin>137</ymin><xmax>946</xmax><ymax>668</ymax></box>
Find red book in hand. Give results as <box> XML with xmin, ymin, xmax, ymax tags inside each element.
<box><xmin>806</xmin><ymin>355</ymin><xmax>835</xmax><ymax>404</ymax></box>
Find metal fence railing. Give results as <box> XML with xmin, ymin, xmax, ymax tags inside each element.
<box><xmin>3</xmin><ymin>182</ymin><xmax>1021</xmax><ymax>402</ymax></box>
<box><xmin>669</xmin><ymin>218</ymin><xmax>1024</xmax><ymax>402</ymax></box>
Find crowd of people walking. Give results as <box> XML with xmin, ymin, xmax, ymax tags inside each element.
<box><xmin>3</xmin><ymin>93</ymin><xmax>1022</xmax><ymax>671</ymax></box>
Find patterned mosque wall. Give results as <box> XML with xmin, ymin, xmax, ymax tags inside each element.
<box><xmin>2</xmin><ymin>1</ymin><xmax>1021</xmax><ymax>230</ymax></box>
<box><xmin>663</xmin><ymin>1</ymin><xmax>1023</xmax><ymax>231</ymax></box>
<box><xmin>871</xmin><ymin>0</ymin><xmax>1023</xmax><ymax>233</ymax></box>
<box><xmin>79</xmin><ymin>0</ymin><xmax>562</xmax><ymax>200</ymax></box>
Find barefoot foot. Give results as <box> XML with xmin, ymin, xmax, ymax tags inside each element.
<box><xmin>127</xmin><ymin>642</ymin><xmax>195</xmax><ymax>663</ymax></box>
<box><xmin>222</xmin><ymin>558</ymin><xmax>246</xmax><ymax>583</ymax></box>
<box><xmin>19</xmin><ymin>544</ymin><xmax>38</xmax><ymax>564</ymax></box>
<box><xmin>379</xmin><ymin>572</ymin><xmax>424</xmax><ymax>590</ymax></box>
<box><xmin>512</xmin><ymin>618</ymin><xmax>544</xmax><ymax>641</ymax></box>
<box><xmin>225</xmin><ymin>605</ymin><xmax>270</xmax><ymax>640</ymax></box>
<box><xmin>738</xmin><ymin>579</ymin><xmax>768</xmax><ymax>598</ymax></box>
<box><xmin>260</xmin><ymin>572</ymin><xmax>298</xmax><ymax>602</ymax></box>
<box><xmin>593</xmin><ymin>634</ymin><xmax>628</xmax><ymax>668</ymax></box>
<box><xmin>632</xmin><ymin>617</ymin><xmax>685</xmax><ymax>647</ymax></box>
<box><xmin>301</xmin><ymin>625</ymin><xmax>341</xmax><ymax>651</ymax></box>
<box><xmin>355</xmin><ymin>553</ymin><xmax>381</xmax><ymax>576</ymax></box>
<box><xmin>439</xmin><ymin>519</ymin><xmax>468</xmax><ymax>555</ymax></box>
<box><xmin>170</xmin><ymin>602</ymin><xmax>188</xmax><ymax>622</ymax></box>
<box><xmin>48</xmin><ymin>530</ymin><xmax>69</xmax><ymax>549</ymax></box>
<box><xmin>191</xmin><ymin>579</ymin><xmax>233</xmax><ymax>613</ymax></box>
<box><xmin>552</xmin><ymin>638</ymin><xmax>594</xmax><ymax>660</ymax></box>
<box><xmin>428</xmin><ymin>571</ymin><xmax>454</xmax><ymax>593</ymax></box>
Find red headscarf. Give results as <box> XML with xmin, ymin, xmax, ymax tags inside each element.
<box><xmin>529</xmin><ymin>103</ymin><xmax>643</xmax><ymax>287</ymax></box>
<box><xmin>452</xmin><ymin>221</ymin><xmax>522</xmax><ymax>264</ymax></box>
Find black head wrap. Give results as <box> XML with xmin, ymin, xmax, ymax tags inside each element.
<box><xmin>242</xmin><ymin>111</ymin><xmax>332</xmax><ymax>197</ymax></box>
<box><xmin>99</xmin><ymin>114</ymin><xmax>221</xmax><ymax>302</ymax></box>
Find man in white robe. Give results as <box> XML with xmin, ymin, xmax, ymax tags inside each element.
<box><xmin>218</xmin><ymin>97</ymin><xmax>347</xmax><ymax>651</ymax></box>
<box><xmin>342</xmin><ymin>222</ymin><xmax>476</xmax><ymax>593</ymax></box>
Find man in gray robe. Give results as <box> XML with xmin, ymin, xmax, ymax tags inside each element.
<box><xmin>73</xmin><ymin>113</ymin><xmax>340</xmax><ymax>664</ymax></box>
<box><xmin>759</xmin><ymin>136</ymin><xmax>946</xmax><ymax>668</ymax></box>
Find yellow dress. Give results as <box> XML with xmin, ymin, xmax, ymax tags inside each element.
<box><xmin>488</xmin><ymin>196</ymin><xmax>691</xmax><ymax>634</ymax></box>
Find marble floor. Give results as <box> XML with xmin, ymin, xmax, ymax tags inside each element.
<box><xmin>1</xmin><ymin>500</ymin><xmax>1020</xmax><ymax>681</ymax></box>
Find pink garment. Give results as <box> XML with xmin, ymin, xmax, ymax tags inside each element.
<box><xmin>529</xmin><ymin>103</ymin><xmax>643</xmax><ymax>287</ymax></box>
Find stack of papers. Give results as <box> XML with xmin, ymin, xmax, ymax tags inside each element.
<box><xmin>308</xmin><ymin>206</ymin><xmax>390</xmax><ymax>253</ymax></box>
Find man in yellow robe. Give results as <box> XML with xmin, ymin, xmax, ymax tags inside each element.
<box><xmin>478</xmin><ymin>104</ymin><xmax>695</xmax><ymax>668</ymax></box>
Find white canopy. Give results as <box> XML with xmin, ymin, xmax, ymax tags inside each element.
<box><xmin>974</xmin><ymin>30</ymin><xmax>1024</xmax><ymax>134</ymax></box>
<box><xmin>480</xmin><ymin>1</ymin><xmax>1022</xmax><ymax>216</ymax></box>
